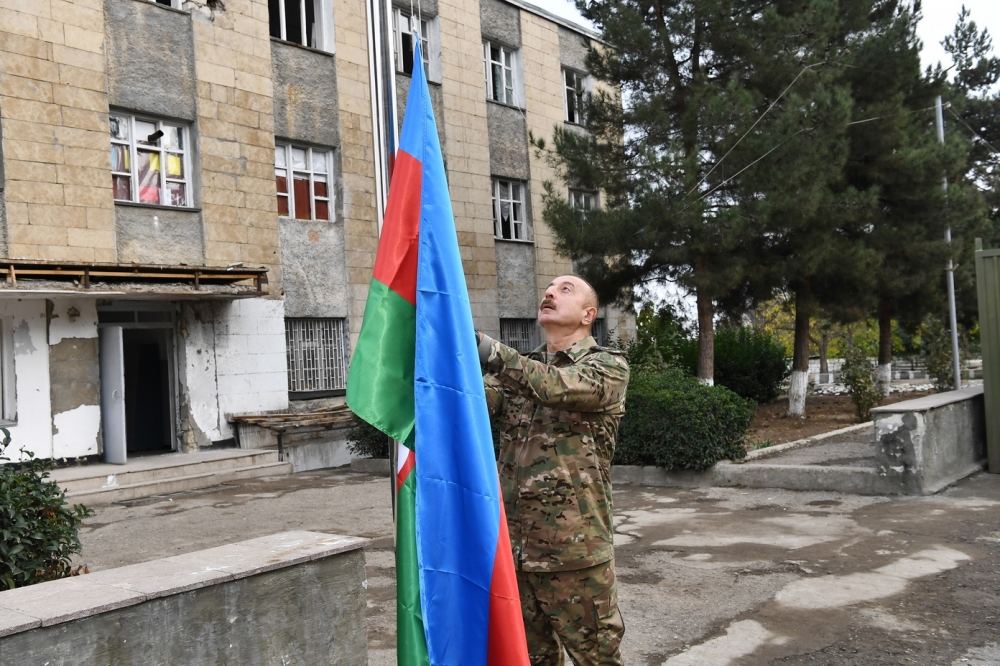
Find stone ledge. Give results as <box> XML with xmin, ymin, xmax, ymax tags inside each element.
<box><xmin>871</xmin><ymin>385</ymin><xmax>983</xmax><ymax>413</ymax></box>
<box><xmin>0</xmin><ymin>531</ymin><xmax>366</xmax><ymax>637</ymax></box>
<box><xmin>350</xmin><ymin>457</ymin><xmax>391</xmax><ymax>475</ymax></box>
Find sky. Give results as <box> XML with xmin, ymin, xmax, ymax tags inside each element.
<box><xmin>528</xmin><ymin>0</ymin><xmax>1000</xmax><ymax>72</ymax></box>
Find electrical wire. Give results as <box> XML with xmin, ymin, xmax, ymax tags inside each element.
<box><xmin>685</xmin><ymin>61</ymin><xmax>827</xmax><ymax>197</ymax></box>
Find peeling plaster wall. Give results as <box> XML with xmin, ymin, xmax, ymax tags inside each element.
<box><xmin>179</xmin><ymin>298</ymin><xmax>288</xmax><ymax>445</ymax></box>
<box><xmin>48</xmin><ymin>299</ymin><xmax>100</xmax><ymax>458</ymax></box>
<box><xmin>0</xmin><ymin>300</ymin><xmax>52</xmax><ymax>462</ymax></box>
<box><xmin>178</xmin><ymin>303</ymin><xmax>219</xmax><ymax>449</ymax></box>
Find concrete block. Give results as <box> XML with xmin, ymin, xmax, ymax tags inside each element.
<box><xmin>0</xmin><ymin>608</ymin><xmax>40</xmax><ymax>639</ymax></box>
<box><xmin>0</xmin><ymin>532</ymin><xmax>368</xmax><ymax>664</ymax></box>
<box><xmin>0</xmin><ymin>576</ymin><xmax>144</xmax><ymax>627</ymax></box>
<box><xmin>872</xmin><ymin>386</ymin><xmax>986</xmax><ymax>494</ymax></box>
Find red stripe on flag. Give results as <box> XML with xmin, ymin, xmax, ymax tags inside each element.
<box><xmin>396</xmin><ymin>449</ymin><xmax>415</xmax><ymax>491</ymax></box>
<box><xmin>373</xmin><ymin>150</ymin><xmax>421</xmax><ymax>306</ymax></box>
<box><xmin>487</xmin><ymin>501</ymin><xmax>530</xmax><ymax>665</ymax></box>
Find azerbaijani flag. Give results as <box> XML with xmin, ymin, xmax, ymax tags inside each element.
<box><xmin>346</xmin><ymin>43</ymin><xmax>529</xmax><ymax>666</ymax></box>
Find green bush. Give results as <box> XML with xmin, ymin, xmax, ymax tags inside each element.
<box><xmin>346</xmin><ymin>419</ymin><xmax>391</xmax><ymax>459</ymax></box>
<box><xmin>626</xmin><ymin>303</ymin><xmax>691</xmax><ymax>368</ymax></box>
<box><xmin>0</xmin><ymin>431</ymin><xmax>93</xmax><ymax>590</ymax></box>
<box><xmin>615</xmin><ymin>365</ymin><xmax>754</xmax><ymax>470</ymax></box>
<box><xmin>841</xmin><ymin>346</ymin><xmax>880</xmax><ymax>421</ymax></box>
<box><xmin>920</xmin><ymin>316</ymin><xmax>959</xmax><ymax>392</ymax></box>
<box><xmin>680</xmin><ymin>327</ymin><xmax>789</xmax><ymax>403</ymax></box>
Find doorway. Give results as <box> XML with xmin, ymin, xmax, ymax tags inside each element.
<box><xmin>123</xmin><ymin>329</ymin><xmax>173</xmax><ymax>454</ymax></box>
<box><xmin>99</xmin><ymin>304</ymin><xmax>178</xmax><ymax>463</ymax></box>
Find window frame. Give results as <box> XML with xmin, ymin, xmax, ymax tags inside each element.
<box><xmin>563</xmin><ymin>67</ymin><xmax>587</xmax><ymax>125</ymax></box>
<box><xmin>492</xmin><ymin>177</ymin><xmax>529</xmax><ymax>242</ymax></box>
<box><xmin>269</xmin><ymin>0</ymin><xmax>334</xmax><ymax>52</ymax></box>
<box><xmin>393</xmin><ymin>9</ymin><xmax>441</xmax><ymax>82</ymax></box>
<box><xmin>149</xmin><ymin>0</ymin><xmax>183</xmax><ymax>9</ymax></box>
<box><xmin>285</xmin><ymin>317</ymin><xmax>350</xmax><ymax>398</ymax></box>
<box><xmin>569</xmin><ymin>188</ymin><xmax>598</xmax><ymax>215</ymax></box>
<box><xmin>483</xmin><ymin>41</ymin><xmax>520</xmax><ymax>107</ymax></box>
<box><xmin>109</xmin><ymin>112</ymin><xmax>193</xmax><ymax>208</ymax></box>
<box><xmin>275</xmin><ymin>142</ymin><xmax>335</xmax><ymax>222</ymax></box>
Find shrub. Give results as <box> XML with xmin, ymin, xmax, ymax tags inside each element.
<box><xmin>0</xmin><ymin>431</ymin><xmax>93</xmax><ymax>590</ymax></box>
<box><xmin>626</xmin><ymin>303</ymin><xmax>691</xmax><ymax>368</ymax></box>
<box><xmin>920</xmin><ymin>316</ymin><xmax>959</xmax><ymax>392</ymax></box>
<box><xmin>346</xmin><ymin>419</ymin><xmax>391</xmax><ymax>459</ymax></box>
<box><xmin>615</xmin><ymin>365</ymin><xmax>754</xmax><ymax>470</ymax></box>
<box><xmin>678</xmin><ymin>326</ymin><xmax>789</xmax><ymax>403</ymax></box>
<box><xmin>841</xmin><ymin>346</ymin><xmax>880</xmax><ymax>421</ymax></box>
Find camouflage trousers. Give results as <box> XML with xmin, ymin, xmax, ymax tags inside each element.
<box><xmin>516</xmin><ymin>560</ymin><xmax>624</xmax><ymax>666</ymax></box>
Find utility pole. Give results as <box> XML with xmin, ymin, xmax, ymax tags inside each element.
<box><xmin>936</xmin><ymin>95</ymin><xmax>963</xmax><ymax>390</ymax></box>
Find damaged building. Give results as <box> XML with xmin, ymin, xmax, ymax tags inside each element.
<box><xmin>0</xmin><ymin>0</ymin><xmax>634</xmax><ymax>471</ymax></box>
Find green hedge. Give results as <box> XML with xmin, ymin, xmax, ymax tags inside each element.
<box><xmin>615</xmin><ymin>366</ymin><xmax>754</xmax><ymax>470</ymax></box>
<box><xmin>0</xmin><ymin>432</ymin><xmax>92</xmax><ymax>590</ymax></box>
<box><xmin>681</xmin><ymin>327</ymin><xmax>789</xmax><ymax>403</ymax></box>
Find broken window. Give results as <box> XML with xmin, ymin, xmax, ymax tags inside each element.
<box><xmin>483</xmin><ymin>41</ymin><xmax>519</xmax><ymax>106</ymax></box>
<box><xmin>275</xmin><ymin>143</ymin><xmax>333</xmax><ymax>221</ymax></box>
<box><xmin>269</xmin><ymin>0</ymin><xmax>332</xmax><ymax>51</ymax></box>
<box><xmin>563</xmin><ymin>68</ymin><xmax>587</xmax><ymax>125</ymax></box>
<box><xmin>393</xmin><ymin>9</ymin><xmax>438</xmax><ymax>81</ymax></box>
<box><xmin>492</xmin><ymin>177</ymin><xmax>528</xmax><ymax>241</ymax></box>
<box><xmin>285</xmin><ymin>318</ymin><xmax>349</xmax><ymax>396</ymax></box>
<box><xmin>569</xmin><ymin>188</ymin><xmax>598</xmax><ymax>216</ymax></box>
<box><xmin>109</xmin><ymin>113</ymin><xmax>191</xmax><ymax>207</ymax></box>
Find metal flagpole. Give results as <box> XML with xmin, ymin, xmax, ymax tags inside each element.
<box><xmin>935</xmin><ymin>96</ymin><xmax>962</xmax><ymax>390</ymax></box>
<box><xmin>365</xmin><ymin>0</ymin><xmax>399</xmax><ymax>517</ymax></box>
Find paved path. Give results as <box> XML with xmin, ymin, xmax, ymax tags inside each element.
<box><xmin>77</xmin><ymin>469</ymin><xmax>1000</xmax><ymax>664</ymax></box>
<box><xmin>746</xmin><ymin>432</ymin><xmax>879</xmax><ymax>468</ymax></box>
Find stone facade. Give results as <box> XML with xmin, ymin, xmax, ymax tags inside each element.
<box><xmin>0</xmin><ymin>0</ymin><xmax>631</xmax><ymax>460</ymax></box>
<box><xmin>0</xmin><ymin>0</ymin><xmax>116</xmax><ymax>263</ymax></box>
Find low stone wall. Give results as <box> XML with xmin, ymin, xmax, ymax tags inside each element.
<box><xmin>872</xmin><ymin>386</ymin><xmax>987</xmax><ymax>495</ymax></box>
<box><xmin>0</xmin><ymin>531</ymin><xmax>368</xmax><ymax>665</ymax></box>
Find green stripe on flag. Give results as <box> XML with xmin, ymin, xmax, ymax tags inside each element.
<box><xmin>396</xmin><ymin>447</ymin><xmax>428</xmax><ymax>664</ymax></box>
<box><xmin>346</xmin><ymin>279</ymin><xmax>416</xmax><ymax>443</ymax></box>
<box><xmin>347</xmin><ymin>279</ymin><xmax>428</xmax><ymax>663</ymax></box>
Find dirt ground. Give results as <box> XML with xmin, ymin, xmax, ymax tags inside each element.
<box><xmin>748</xmin><ymin>393</ymin><xmax>932</xmax><ymax>445</ymax></box>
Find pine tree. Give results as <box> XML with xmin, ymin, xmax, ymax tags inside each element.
<box><xmin>536</xmin><ymin>0</ymin><xmax>767</xmax><ymax>383</ymax></box>
<box><xmin>843</xmin><ymin>3</ymin><xmax>953</xmax><ymax>395</ymax></box>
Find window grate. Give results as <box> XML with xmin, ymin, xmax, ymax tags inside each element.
<box><xmin>499</xmin><ymin>318</ymin><xmax>539</xmax><ymax>354</ymax></box>
<box><xmin>285</xmin><ymin>318</ymin><xmax>349</xmax><ymax>393</ymax></box>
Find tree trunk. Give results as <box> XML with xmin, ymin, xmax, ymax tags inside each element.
<box><xmin>788</xmin><ymin>289</ymin><xmax>811</xmax><ymax>417</ymax></box>
<box><xmin>696</xmin><ymin>288</ymin><xmax>715</xmax><ymax>385</ymax></box>
<box><xmin>819</xmin><ymin>331</ymin><xmax>830</xmax><ymax>375</ymax></box>
<box><xmin>876</xmin><ymin>300</ymin><xmax>893</xmax><ymax>396</ymax></box>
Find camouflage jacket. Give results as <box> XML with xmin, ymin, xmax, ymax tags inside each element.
<box><xmin>483</xmin><ymin>335</ymin><xmax>630</xmax><ymax>572</ymax></box>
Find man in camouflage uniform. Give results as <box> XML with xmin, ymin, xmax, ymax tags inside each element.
<box><xmin>477</xmin><ymin>275</ymin><xmax>630</xmax><ymax>665</ymax></box>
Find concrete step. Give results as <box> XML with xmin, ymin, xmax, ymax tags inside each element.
<box><xmin>55</xmin><ymin>450</ymin><xmax>281</xmax><ymax>494</ymax></box>
<box><xmin>64</xmin><ymin>461</ymin><xmax>292</xmax><ymax>505</ymax></box>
